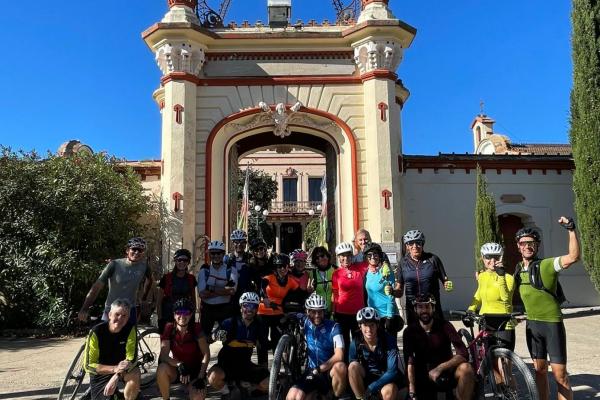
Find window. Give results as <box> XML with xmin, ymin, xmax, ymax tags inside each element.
<box><xmin>308</xmin><ymin>177</ymin><xmax>323</xmax><ymax>202</ymax></box>
<box><xmin>283</xmin><ymin>178</ymin><xmax>297</xmax><ymax>202</ymax></box>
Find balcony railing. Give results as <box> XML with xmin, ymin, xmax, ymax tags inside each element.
<box><xmin>269</xmin><ymin>201</ymin><xmax>321</xmax><ymax>214</ymax></box>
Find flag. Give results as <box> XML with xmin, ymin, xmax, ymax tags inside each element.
<box><xmin>318</xmin><ymin>175</ymin><xmax>328</xmax><ymax>248</ymax></box>
<box><xmin>237</xmin><ymin>166</ymin><xmax>250</xmax><ymax>233</ymax></box>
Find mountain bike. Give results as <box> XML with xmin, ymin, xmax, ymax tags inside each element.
<box><xmin>450</xmin><ymin>310</ymin><xmax>538</xmax><ymax>400</ymax></box>
<box><xmin>57</xmin><ymin>309</ymin><xmax>161</xmax><ymax>400</ymax></box>
<box><xmin>268</xmin><ymin>314</ymin><xmax>307</xmax><ymax>400</ymax></box>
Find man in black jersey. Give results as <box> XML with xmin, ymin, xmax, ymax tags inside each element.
<box><xmin>84</xmin><ymin>299</ymin><xmax>139</xmax><ymax>400</ymax></box>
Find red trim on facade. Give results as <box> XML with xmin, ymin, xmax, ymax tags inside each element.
<box><xmin>362</xmin><ymin>0</ymin><xmax>389</xmax><ymax>5</ymax></box>
<box><xmin>195</xmin><ymin>76</ymin><xmax>361</xmax><ymax>86</ymax></box>
<box><xmin>401</xmin><ymin>155</ymin><xmax>574</xmax><ymax>174</ymax></box>
<box><xmin>161</xmin><ymin>72</ymin><xmax>202</xmax><ymax>85</ymax></box>
<box><xmin>205</xmin><ymin>51</ymin><xmax>354</xmax><ymax>61</ymax></box>
<box><xmin>360</xmin><ymin>70</ymin><xmax>398</xmax><ymax>82</ymax></box>
<box><xmin>205</xmin><ymin>107</ymin><xmax>360</xmax><ymax>238</ymax></box>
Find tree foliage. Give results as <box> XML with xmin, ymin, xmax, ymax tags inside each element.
<box><xmin>570</xmin><ymin>0</ymin><xmax>600</xmax><ymax>292</ymax></box>
<box><xmin>474</xmin><ymin>166</ymin><xmax>502</xmax><ymax>272</ymax></box>
<box><xmin>303</xmin><ymin>219</ymin><xmax>321</xmax><ymax>252</ymax></box>
<box><xmin>0</xmin><ymin>148</ymin><xmax>150</xmax><ymax>331</ymax></box>
<box><xmin>237</xmin><ymin>168</ymin><xmax>278</xmax><ymax>246</ymax></box>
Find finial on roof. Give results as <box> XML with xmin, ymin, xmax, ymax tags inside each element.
<box><xmin>168</xmin><ymin>0</ymin><xmax>198</xmax><ymax>8</ymax></box>
<box><xmin>479</xmin><ymin>99</ymin><xmax>485</xmax><ymax>116</ymax></box>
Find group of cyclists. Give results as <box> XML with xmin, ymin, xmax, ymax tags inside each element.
<box><xmin>77</xmin><ymin>215</ymin><xmax>580</xmax><ymax>400</ymax></box>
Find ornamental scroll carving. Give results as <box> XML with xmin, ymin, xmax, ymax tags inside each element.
<box><xmin>353</xmin><ymin>39</ymin><xmax>403</xmax><ymax>74</ymax></box>
<box><xmin>155</xmin><ymin>41</ymin><xmax>206</xmax><ymax>76</ymax></box>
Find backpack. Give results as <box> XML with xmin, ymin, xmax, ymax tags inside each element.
<box><xmin>514</xmin><ymin>260</ymin><xmax>567</xmax><ymax>305</ymax></box>
<box><xmin>200</xmin><ymin>263</ymin><xmax>233</xmax><ymax>286</ymax></box>
<box><xmin>163</xmin><ymin>272</ymin><xmax>195</xmax><ymax>300</ymax></box>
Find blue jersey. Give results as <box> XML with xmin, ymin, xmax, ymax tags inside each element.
<box><xmin>348</xmin><ymin>333</ymin><xmax>400</xmax><ymax>392</ymax></box>
<box><xmin>365</xmin><ymin>268</ymin><xmax>398</xmax><ymax>318</ymax></box>
<box><xmin>301</xmin><ymin>316</ymin><xmax>344</xmax><ymax>369</ymax></box>
<box><xmin>218</xmin><ymin>316</ymin><xmax>267</xmax><ymax>361</ymax></box>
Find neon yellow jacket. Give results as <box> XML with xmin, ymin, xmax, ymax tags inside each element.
<box><xmin>468</xmin><ymin>270</ymin><xmax>515</xmax><ymax>329</ymax></box>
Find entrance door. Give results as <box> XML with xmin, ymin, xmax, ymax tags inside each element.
<box><xmin>280</xmin><ymin>223</ymin><xmax>302</xmax><ymax>254</ymax></box>
<box><xmin>499</xmin><ymin>214</ymin><xmax>524</xmax><ymax>307</ymax></box>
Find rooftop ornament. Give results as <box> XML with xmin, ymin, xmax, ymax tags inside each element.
<box><xmin>195</xmin><ymin>0</ymin><xmax>232</xmax><ymax>28</ymax></box>
<box><xmin>259</xmin><ymin>101</ymin><xmax>303</xmax><ymax>139</ymax></box>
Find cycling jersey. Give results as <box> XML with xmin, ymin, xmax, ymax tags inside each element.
<box><xmin>517</xmin><ymin>257</ymin><xmax>563</xmax><ymax>322</ymax></box>
<box><xmin>224</xmin><ymin>252</ymin><xmax>252</xmax><ymax>301</ymax></box>
<box><xmin>398</xmin><ymin>252</ymin><xmax>448</xmax><ymax>301</ymax></box>
<box><xmin>365</xmin><ymin>268</ymin><xmax>399</xmax><ymax>318</ymax></box>
<box><xmin>218</xmin><ymin>316</ymin><xmax>268</xmax><ymax>361</ymax></box>
<box><xmin>258</xmin><ymin>274</ymin><xmax>299</xmax><ymax>316</ymax></box>
<box><xmin>84</xmin><ymin>321</ymin><xmax>137</xmax><ymax>374</ymax></box>
<box><xmin>468</xmin><ymin>270</ymin><xmax>515</xmax><ymax>329</ymax></box>
<box><xmin>332</xmin><ymin>262</ymin><xmax>368</xmax><ymax>315</ymax></box>
<box><xmin>97</xmin><ymin>258</ymin><xmax>151</xmax><ymax>316</ymax></box>
<box><xmin>311</xmin><ymin>266</ymin><xmax>335</xmax><ymax>312</ymax></box>
<box><xmin>348</xmin><ymin>332</ymin><xmax>400</xmax><ymax>393</ymax></box>
<box><xmin>300</xmin><ymin>316</ymin><xmax>344</xmax><ymax>369</ymax></box>
<box><xmin>161</xmin><ymin>322</ymin><xmax>204</xmax><ymax>369</ymax></box>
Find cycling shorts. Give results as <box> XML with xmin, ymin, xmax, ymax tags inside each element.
<box><xmin>293</xmin><ymin>371</ymin><xmax>332</xmax><ymax>395</ymax></box>
<box><xmin>90</xmin><ymin>374</ymin><xmax>123</xmax><ymax>400</ymax></box>
<box><xmin>525</xmin><ymin>320</ymin><xmax>567</xmax><ymax>364</ymax></box>
<box><xmin>217</xmin><ymin>352</ymin><xmax>269</xmax><ymax>383</ymax></box>
<box><xmin>490</xmin><ymin>329</ymin><xmax>515</xmax><ymax>351</ymax></box>
<box><xmin>414</xmin><ymin>368</ymin><xmax>457</xmax><ymax>400</ymax></box>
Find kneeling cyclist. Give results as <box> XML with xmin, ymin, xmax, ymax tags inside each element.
<box><xmin>208</xmin><ymin>292</ymin><xmax>269</xmax><ymax>397</ymax></box>
<box><xmin>348</xmin><ymin>307</ymin><xmax>404</xmax><ymax>400</ymax></box>
<box><xmin>286</xmin><ymin>293</ymin><xmax>348</xmax><ymax>400</ymax></box>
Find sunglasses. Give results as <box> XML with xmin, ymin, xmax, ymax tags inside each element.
<box><xmin>241</xmin><ymin>302</ymin><xmax>258</xmax><ymax>310</ymax></box>
<box><xmin>175</xmin><ymin>258</ymin><xmax>190</xmax><ymax>263</ymax></box>
<box><xmin>174</xmin><ymin>310</ymin><xmax>192</xmax><ymax>317</ymax></box>
<box><xmin>210</xmin><ymin>252</ymin><xmax>225</xmax><ymax>256</ymax></box>
<box><xmin>276</xmin><ymin>264</ymin><xmax>288</xmax><ymax>269</ymax></box>
<box><xmin>233</xmin><ymin>240</ymin><xmax>247</xmax><ymax>244</ymax></box>
<box><xmin>316</xmin><ymin>254</ymin><xmax>328</xmax><ymax>258</ymax></box>
<box><xmin>366</xmin><ymin>253</ymin><xmax>380</xmax><ymax>259</ymax></box>
<box><xmin>518</xmin><ymin>241</ymin><xmax>537</xmax><ymax>247</ymax></box>
<box><xmin>254</xmin><ymin>247</ymin><xmax>267</xmax><ymax>252</ymax></box>
<box><xmin>406</xmin><ymin>241</ymin><xmax>424</xmax><ymax>247</ymax></box>
<box><xmin>130</xmin><ymin>248</ymin><xmax>145</xmax><ymax>253</ymax></box>
<box><xmin>483</xmin><ymin>255</ymin><xmax>501</xmax><ymax>260</ymax></box>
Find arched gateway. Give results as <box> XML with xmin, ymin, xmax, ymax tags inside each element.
<box><xmin>143</xmin><ymin>0</ymin><xmax>416</xmax><ymax>258</ymax></box>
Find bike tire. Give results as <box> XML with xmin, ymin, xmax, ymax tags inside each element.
<box><xmin>57</xmin><ymin>343</ymin><xmax>91</xmax><ymax>400</ymax></box>
<box><xmin>269</xmin><ymin>334</ymin><xmax>293</xmax><ymax>400</ymax></box>
<box><xmin>137</xmin><ymin>327</ymin><xmax>161</xmax><ymax>389</ymax></box>
<box><xmin>487</xmin><ymin>347</ymin><xmax>539</xmax><ymax>400</ymax></box>
<box><xmin>457</xmin><ymin>328</ymin><xmax>474</xmax><ymax>362</ymax></box>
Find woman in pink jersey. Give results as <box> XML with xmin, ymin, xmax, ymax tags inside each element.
<box><xmin>332</xmin><ymin>241</ymin><xmax>368</xmax><ymax>356</ymax></box>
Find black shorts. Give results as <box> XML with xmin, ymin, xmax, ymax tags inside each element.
<box><xmin>293</xmin><ymin>371</ymin><xmax>332</xmax><ymax>395</ymax></box>
<box><xmin>414</xmin><ymin>368</ymin><xmax>457</xmax><ymax>400</ymax></box>
<box><xmin>90</xmin><ymin>374</ymin><xmax>120</xmax><ymax>400</ymax></box>
<box><xmin>218</xmin><ymin>353</ymin><xmax>269</xmax><ymax>383</ymax></box>
<box><xmin>490</xmin><ymin>329</ymin><xmax>516</xmax><ymax>351</ymax></box>
<box><xmin>525</xmin><ymin>320</ymin><xmax>567</xmax><ymax>364</ymax></box>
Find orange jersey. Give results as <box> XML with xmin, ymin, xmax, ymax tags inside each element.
<box><xmin>258</xmin><ymin>274</ymin><xmax>299</xmax><ymax>316</ymax></box>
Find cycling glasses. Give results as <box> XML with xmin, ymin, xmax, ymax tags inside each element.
<box><xmin>405</xmin><ymin>240</ymin><xmax>424</xmax><ymax>247</ymax></box>
<box><xmin>518</xmin><ymin>240</ymin><xmax>537</xmax><ymax>248</ymax></box>
<box><xmin>130</xmin><ymin>248</ymin><xmax>145</xmax><ymax>253</ymax></box>
<box><xmin>483</xmin><ymin>255</ymin><xmax>501</xmax><ymax>260</ymax></box>
<box><xmin>209</xmin><ymin>251</ymin><xmax>225</xmax><ymax>256</ymax></box>
<box><xmin>175</xmin><ymin>257</ymin><xmax>190</xmax><ymax>262</ymax></box>
<box><xmin>254</xmin><ymin>247</ymin><xmax>267</xmax><ymax>252</ymax></box>
<box><xmin>174</xmin><ymin>310</ymin><xmax>192</xmax><ymax>317</ymax></box>
<box><xmin>366</xmin><ymin>252</ymin><xmax>380</xmax><ymax>259</ymax></box>
<box><xmin>241</xmin><ymin>302</ymin><xmax>258</xmax><ymax>310</ymax></box>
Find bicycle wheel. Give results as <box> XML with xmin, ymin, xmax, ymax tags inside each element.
<box><xmin>486</xmin><ymin>347</ymin><xmax>539</xmax><ymax>400</ymax></box>
<box><xmin>458</xmin><ymin>328</ymin><xmax>474</xmax><ymax>362</ymax></box>
<box><xmin>57</xmin><ymin>343</ymin><xmax>91</xmax><ymax>400</ymax></box>
<box><xmin>269</xmin><ymin>334</ymin><xmax>293</xmax><ymax>400</ymax></box>
<box><xmin>137</xmin><ymin>327</ymin><xmax>161</xmax><ymax>389</ymax></box>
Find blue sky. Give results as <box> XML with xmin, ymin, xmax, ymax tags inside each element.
<box><xmin>0</xmin><ymin>1</ymin><xmax>572</xmax><ymax>159</ymax></box>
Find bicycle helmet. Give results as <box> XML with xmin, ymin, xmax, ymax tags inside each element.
<box><xmin>305</xmin><ymin>293</ymin><xmax>327</xmax><ymax>310</ymax></box>
<box><xmin>207</xmin><ymin>240</ymin><xmax>226</xmax><ymax>252</ymax></box>
<box><xmin>480</xmin><ymin>242</ymin><xmax>503</xmax><ymax>257</ymax></box>
<box><xmin>127</xmin><ymin>237</ymin><xmax>146</xmax><ymax>249</ymax></box>
<box><xmin>173</xmin><ymin>298</ymin><xmax>193</xmax><ymax>313</ymax></box>
<box><xmin>174</xmin><ymin>248</ymin><xmax>191</xmax><ymax>260</ymax></box>
<box><xmin>335</xmin><ymin>242</ymin><xmax>354</xmax><ymax>256</ymax></box>
<box><xmin>363</xmin><ymin>242</ymin><xmax>383</xmax><ymax>257</ymax></box>
<box><xmin>412</xmin><ymin>294</ymin><xmax>436</xmax><ymax>306</ymax></box>
<box><xmin>403</xmin><ymin>230</ymin><xmax>425</xmax><ymax>244</ymax></box>
<box><xmin>230</xmin><ymin>229</ymin><xmax>248</xmax><ymax>241</ymax></box>
<box><xmin>271</xmin><ymin>253</ymin><xmax>290</xmax><ymax>267</ymax></box>
<box><xmin>250</xmin><ymin>238</ymin><xmax>267</xmax><ymax>251</ymax></box>
<box><xmin>290</xmin><ymin>249</ymin><xmax>308</xmax><ymax>263</ymax></box>
<box><xmin>239</xmin><ymin>292</ymin><xmax>260</xmax><ymax>305</ymax></box>
<box><xmin>356</xmin><ymin>307</ymin><xmax>380</xmax><ymax>323</ymax></box>
<box><xmin>515</xmin><ymin>227</ymin><xmax>540</xmax><ymax>242</ymax></box>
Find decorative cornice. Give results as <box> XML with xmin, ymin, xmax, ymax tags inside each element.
<box><xmin>155</xmin><ymin>41</ymin><xmax>206</xmax><ymax>76</ymax></box>
<box><xmin>363</xmin><ymin>0</ymin><xmax>389</xmax><ymax>5</ymax></box>
<box><xmin>168</xmin><ymin>0</ymin><xmax>197</xmax><ymax>8</ymax></box>
<box><xmin>190</xmin><ymin>76</ymin><xmax>362</xmax><ymax>86</ymax></box>
<box><xmin>205</xmin><ymin>51</ymin><xmax>354</xmax><ymax>61</ymax></box>
<box><xmin>353</xmin><ymin>39</ymin><xmax>403</xmax><ymax>74</ymax></box>
<box><xmin>360</xmin><ymin>69</ymin><xmax>398</xmax><ymax>82</ymax></box>
<box><xmin>161</xmin><ymin>72</ymin><xmax>202</xmax><ymax>85</ymax></box>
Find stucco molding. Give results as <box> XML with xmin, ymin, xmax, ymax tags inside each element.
<box><xmin>353</xmin><ymin>39</ymin><xmax>403</xmax><ymax>74</ymax></box>
<box><xmin>155</xmin><ymin>40</ymin><xmax>206</xmax><ymax>76</ymax></box>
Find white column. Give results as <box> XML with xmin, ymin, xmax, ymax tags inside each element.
<box><xmin>275</xmin><ymin>223</ymin><xmax>282</xmax><ymax>253</ymax></box>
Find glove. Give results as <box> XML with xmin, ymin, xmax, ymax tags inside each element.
<box><xmin>381</xmin><ymin>262</ymin><xmax>391</xmax><ymax>279</ymax></box>
<box><xmin>213</xmin><ymin>330</ymin><xmax>228</xmax><ymax>342</ymax></box>
<box><xmin>384</xmin><ymin>284</ymin><xmax>393</xmax><ymax>296</ymax></box>
<box><xmin>560</xmin><ymin>217</ymin><xmax>576</xmax><ymax>231</ymax></box>
<box><xmin>177</xmin><ymin>363</ymin><xmax>189</xmax><ymax>377</ymax></box>
<box><xmin>495</xmin><ymin>266</ymin><xmax>506</xmax><ymax>276</ymax></box>
<box><xmin>444</xmin><ymin>280</ymin><xmax>454</xmax><ymax>292</ymax></box>
<box><xmin>462</xmin><ymin>313</ymin><xmax>474</xmax><ymax>328</ymax></box>
<box><xmin>192</xmin><ymin>377</ymin><xmax>206</xmax><ymax>390</ymax></box>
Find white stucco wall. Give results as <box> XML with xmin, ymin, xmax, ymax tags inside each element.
<box><xmin>402</xmin><ymin>168</ymin><xmax>600</xmax><ymax>310</ymax></box>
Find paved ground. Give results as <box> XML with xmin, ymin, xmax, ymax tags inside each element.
<box><xmin>1</xmin><ymin>309</ymin><xmax>599</xmax><ymax>400</ymax></box>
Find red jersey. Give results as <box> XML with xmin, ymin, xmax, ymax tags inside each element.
<box><xmin>161</xmin><ymin>322</ymin><xmax>204</xmax><ymax>368</ymax></box>
<box><xmin>332</xmin><ymin>262</ymin><xmax>368</xmax><ymax>315</ymax></box>
<box><xmin>258</xmin><ymin>274</ymin><xmax>299</xmax><ymax>316</ymax></box>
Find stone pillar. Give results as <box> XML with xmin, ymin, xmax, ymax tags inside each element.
<box><xmin>300</xmin><ymin>221</ymin><xmax>307</xmax><ymax>250</ymax></box>
<box><xmin>275</xmin><ymin>223</ymin><xmax>282</xmax><ymax>253</ymax></box>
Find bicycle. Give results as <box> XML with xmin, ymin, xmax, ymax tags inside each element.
<box><xmin>268</xmin><ymin>313</ymin><xmax>308</xmax><ymax>400</ymax></box>
<box><xmin>57</xmin><ymin>309</ymin><xmax>161</xmax><ymax>400</ymax></box>
<box><xmin>450</xmin><ymin>310</ymin><xmax>539</xmax><ymax>400</ymax></box>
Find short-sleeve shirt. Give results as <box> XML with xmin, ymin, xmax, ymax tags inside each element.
<box><xmin>518</xmin><ymin>257</ymin><xmax>563</xmax><ymax>322</ymax></box>
<box><xmin>218</xmin><ymin>316</ymin><xmax>268</xmax><ymax>362</ymax></box>
<box><xmin>197</xmin><ymin>263</ymin><xmax>238</xmax><ymax>305</ymax></box>
<box><xmin>301</xmin><ymin>317</ymin><xmax>344</xmax><ymax>369</ymax></box>
<box><xmin>97</xmin><ymin>258</ymin><xmax>151</xmax><ymax>314</ymax></box>
<box><xmin>258</xmin><ymin>274</ymin><xmax>299</xmax><ymax>316</ymax></box>
<box><xmin>161</xmin><ymin>322</ymin><xmax>204</xmax><ymax>368</ymax></box>
<box><xmin>365</xmin><ymin>268</ymin><xmax>399</xmax><ymax>318</ymax></box>
<box><xmin>159</xmin><ymin>272</ymin><xmax>197</xmax><ymax>301</ymax></box>
<box><xmin>332</xmin><ymin>262</ymin><xmax>368</xmax><ymax>315</ymax></box>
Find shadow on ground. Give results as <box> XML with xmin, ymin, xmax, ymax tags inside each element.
<box><xmin>0</xmin><ymin>337</ymin><xmax>76</xmax><ymax>352</ymax></box>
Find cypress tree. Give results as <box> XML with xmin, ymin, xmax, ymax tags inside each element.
<box><xmin>474</xmin><ymin>166</ymin><xmax>502</xmax><ymax>273</ymax></box>
<box><xmin>570</xmin><ymin>0</ymin><xmax>600</xmax><ymax>292</ymax></box>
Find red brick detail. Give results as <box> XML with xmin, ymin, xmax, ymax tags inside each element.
<box><xmin>361</xmin><ymin>70</ymin><xmax>398</xmax><ymax>82</ymax></box>
<box><xmin>378</xmin><ymin>102</ymin><xmax>388</xmax><ymax>121</ymax></box>
<box><xmin>172</xmin><ymin>192</ymin><xmax>183</xmax><ymax>212</ymax></box>
<box><xmin>382</xmin><ymin>189</ymin><xmax>392</xmax><ymax>210</ymax></box>
<box><xmin>174</xmin><ymin>104</ymin><xmax>184</xmax><ymax>124</ymax></box>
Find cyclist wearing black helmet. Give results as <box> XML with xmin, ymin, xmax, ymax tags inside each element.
<box><xmin>514</xmin><ymin>217</ymin><xmax>579</xmax><ymax>400</ymax></box>
<box><xmin>247</xmin><ymin>238</ymin><xmax>271</xmax><ymax>292</ymax></box>
<box><xmin>79</xmin><ymin>237</ymin><xmax>152</xmax><ymax>325</ymax></box>
<box><xmin>224</xmin><ymin>229</ymin><xmax>253</xmax><ymax>310</ymax></box>
<box><xmin>157</xmin><ymin>298</ymin><xmax>210</xmax><ymax>400</ymax></box>
<box><xmin>403</xmin><ymin>295</ymin><xmax>474</xmax><ymax>400</ymax></box>
<box><xmin>157</xmin><ymin>248</ymin><xmax>198</xmax><ymax>332</ymax></box>
<box><xmin>348</xmin><ymin>307</ymin><xmax>405</xmax><ymax>400</ymax></box>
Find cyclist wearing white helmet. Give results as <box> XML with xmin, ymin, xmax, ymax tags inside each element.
<box><xmin>468</xmin><ymin>243</ymin><xmax>517</xmax><ymax>350</ymax></box>
<box><xmin>332</xmin><ymin>241</ymin><xmax>368</xmax><ymax>354</ymax></box>
<box><xmin>208</xmin><ymin>291</ymin><xmax>269</xmax><ymax>395</ymax></box>
<box><xmin>348</xmin><ymin>307</ymin><xmax>405</xmax><ymax>400</ymax></box>
<box><xmin>197</xmin><ymin>240</ymin><xmax>238</xmax><ymax>338</ymax></box>
<box><xmin>513</xmin><ymin>217</ymin><xmax>579</xmax><ymax>400</ymax></box>
<box><xmin>398</xmin><ymin>229</ymin><xmax>452</xmax><ymax>325</ymax></box>
<box><xmin>286</xmin><ymin>293</ymin><xmax>348</xmax><ymax>400</ymax></box>
<box><xmin>403</xmin><ymin>295</ymin><xmax>474</xmax><ymax>400</ymax></box>
<box><xmin>79</xmin><ymin>237</ymin><xmax>152</xmax><ymax>325</ymax></box>
<box><xmin>224</xmin><ymin>230</ymin><xmax>253</xmax><ymax>311</ymax></box>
